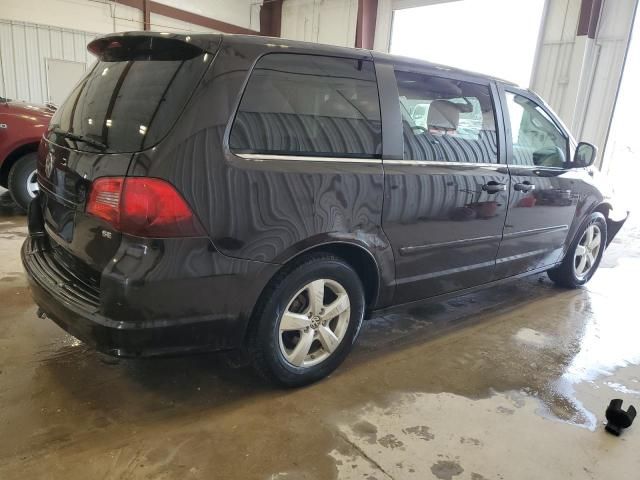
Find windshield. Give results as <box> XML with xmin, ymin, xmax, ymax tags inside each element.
<box><xmin>49</xmin><ymin>37</ymin><xmax>213</xmax><ymax>153</ymax></box>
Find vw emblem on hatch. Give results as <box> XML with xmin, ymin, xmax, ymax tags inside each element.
<box><xmin>45</xmin><ymin>152</ymin><xmax>54</xmax><ymax>177</ymax></box>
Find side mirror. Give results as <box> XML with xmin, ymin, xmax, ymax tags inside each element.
<box><xmin>574</xmin><ymin>142</ymin><xmax>597</xmax><ymax>167</ymax></box>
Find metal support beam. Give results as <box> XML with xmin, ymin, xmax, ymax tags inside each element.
<box><xmin>260</xmin><ymin>0</ymin><xmax>283</xmax><ymax>37</ymax></box>
<box><xmin>355</xmin><ymin>0</ymin><xmax>378</xmax><ymax>49</ymax></box>
<box><xmin>142</xmin><ymin>0</ymin><xmax>150</xmax><ymax>31</ymax></box>
<box><xmin>578</xmin><ymin>0</ymin><xmax>603</xmax><ymax>38</ymax></box>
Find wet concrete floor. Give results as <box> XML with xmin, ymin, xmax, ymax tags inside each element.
<box><xmin>0</xmin><ymin>187</ymin><xmax>638</xmax><ymax>479</ymax></box>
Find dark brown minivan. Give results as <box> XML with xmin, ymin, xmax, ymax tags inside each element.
<box><xmin>22</xmin><ymin>32</ymin><xmax>628</xmax><ymax>386</ymax></box>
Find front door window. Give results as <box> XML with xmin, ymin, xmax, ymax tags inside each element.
<box><xmin>504</xmin><ymin>92</ymin><xmax>568</xmax><ymax>168</ymax></box>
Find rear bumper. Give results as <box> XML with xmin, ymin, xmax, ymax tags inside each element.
<box><xmin>21</xmin><ymin>234</ymin><xmax>277</xmax><ymax>357</ymax></box>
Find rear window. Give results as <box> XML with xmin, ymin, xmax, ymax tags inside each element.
<box><xmin>49</xmin><ymin>36</ymin><xmax>213</xmax><ymax>153</ymax></box>
<box><xmin>230</xmin><ymin>53</ymin><xmax>381</xmax><ymax>159</ymax></box>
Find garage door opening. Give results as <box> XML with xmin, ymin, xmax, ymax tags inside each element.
<box><xmin>390</xmin><ymin>0</ymin><xmax>546</xmax><ymax>87</ymax></box>
<box><xmin>603</xmin><ymin>4</ymin><xmax>640</xmax><ymax>210</ymax></box>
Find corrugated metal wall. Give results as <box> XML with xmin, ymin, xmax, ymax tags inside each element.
<box><xmin>0</xmin><ymin>19</ymin><xmax>98</xmax><ymax>104</ymax></box>
<box><xmin>281</xmin><ymin>0</ymin><xmax>358</xmax><ymax>47</ymax></box>
<box><xmin>530</xmin><ymin>0</ymin><xmax>638</xmax><ymax>166</ymax></box>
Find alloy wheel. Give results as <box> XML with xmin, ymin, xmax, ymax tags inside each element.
<box><xmin>574</xmin><ymin>224</ymin><xmax>602</xmax><ymax>280</ymax></box>
<box><xmin>26</xmin><ymin>169</ymin><xmax>39</xmax><ymax>198</ymax></box>
<box><xmin>278</xmin><ymin>278</ymin><xmax>351</xmax><ymax>368</ymax></box>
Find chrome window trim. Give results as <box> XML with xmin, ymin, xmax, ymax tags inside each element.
<box><xmin>234</xmin><ymin>154</ymin><xmax>504</xmax><ymax>167</ymax></box>
<box><xmin>383</xmin><ymin>159</ymin><xmax>502</xmax><ymax>167</ymax></box>
<box><xmin>235</xmin><ymin>153</ymin><xmax>382</xmax><ymax>164</ymax></box>
<box><xmin>505</xmin><ymin>163</ymin><xmax>567</xmax><ymax>171</ymax></box>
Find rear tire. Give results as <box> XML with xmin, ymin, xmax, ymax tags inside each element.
<box><xmin>247</xmin><ymin>253</ymin><xmax>365</xmax><ymax>387</ymax></box>
<box><xmin>547</xmin><ymin>212</ymin><xmax>607</xmax><ymax>288</ymax></box>
<box><xmin>8</xmin><ymin>152</ymin><xmax>38</xmax><ymax>211</ymax></box>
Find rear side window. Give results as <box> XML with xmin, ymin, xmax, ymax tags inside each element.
<box><xmin>395</xmin><ymin>70</ymin><xmax>498</xmax><ymax>163</ymax></box>
<box><xmin>49</xmin><ymin>36</ymin><xmax>213</xmax><ymax>153</ymax></box>
<box><xmin>230</xmin><ymin>54</ymin><xmax>381</xmax><ymax>159</ymax></box>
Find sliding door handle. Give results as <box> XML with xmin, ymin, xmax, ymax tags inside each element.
<box><xmin>482</xmin><ymin>181</ymin><xmax>507</xmax><ymax>194</ymax></box>
<box><xmin>514</xmin><ymin>182</ymin><xmax>536</xmax><ymax>192</ymax></box>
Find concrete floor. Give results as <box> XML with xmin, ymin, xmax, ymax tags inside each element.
<box><xmin>0</xmin><ymin>188</ymin><xmax>638</xmax><ymax>480</ymax></box>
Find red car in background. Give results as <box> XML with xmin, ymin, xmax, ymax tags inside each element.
<box><xmin>0</xmin><ymin>96</ymin><xmax>55</xmax><ymax>210</ymax></box>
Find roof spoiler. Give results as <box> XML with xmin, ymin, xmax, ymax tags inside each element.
<box><xmin>87</xmin><ymin>32</ymin><xmax>221</xmax><ymax>61</ymax></box>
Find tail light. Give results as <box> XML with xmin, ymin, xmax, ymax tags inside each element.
<box><xmin>86</xmin><ymin>177</ymin><xmax>205</xmax><ymax>238</ymax></box>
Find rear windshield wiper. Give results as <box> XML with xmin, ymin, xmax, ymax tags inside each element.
<box><xmin>52</xmin><ymin>128</ymin><xmax>107</xmax><ymax>151</ymax></box>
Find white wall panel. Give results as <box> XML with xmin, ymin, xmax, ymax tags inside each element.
<box><xmin>0</xmin><ymin>20</ymin><xmax>98</xmax><ymax>104</ymax></box>
<box><xmin>0</xmin><ymin>0</ymin><xmax>141</xmax><ymax>34</ymax></box>
<box><xmin>0</xmin><ymin>0</ymin><xmax>263</xmax><ymax>105</ymax></box>
<box><xmin>0</xmin><ymin>0</ymin><xmax>259</xmax><ymax>35</ymax></box>
<box><xmin>282</xmin><ymin>0</ymin><xmax>320</xmax><ymax>43</ymax></box>
<box><xmin>530</xmin><ymin>0</ymin><xmax>637</xmax><ymax>166</ymax></box>
<box><xmin>316</xmin><ymin>0</ymin><xmax>358</xmax><ymax>46</ymax></box>
<box><xmin>579</xmin><ymin>3</ymin><xmax>636</xmax><ymax>160</ymax></box>
<box><xmin>149</xmin><ymin>13</ymin><xmax>220</xmax><ymax>33</ymax></box>
<box><xmin>281</xmin><ymin>0</ymin><xmax>358</xmax><ymax>47</ymax></box>
<box><xmin>154</xmin><ymin>0</ymin><xmax>261</xmax><ymax>30</ymax></box>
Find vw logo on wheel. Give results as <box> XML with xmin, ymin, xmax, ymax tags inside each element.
<box><xmin>45</xmin><ymin>152</ymin><xmax>54</xmax><ymax>177</ymax></box>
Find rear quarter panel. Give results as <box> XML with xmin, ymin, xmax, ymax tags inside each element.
<box><xmin>128</xmin><ymin>38</ymin><xmax>395</xmax><ymax>308</ymax></box>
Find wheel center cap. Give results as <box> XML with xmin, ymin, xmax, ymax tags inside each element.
<box><xmin>310</xmin><ymin>316</ymin><xmax>321</xmax><ymax>329</ymax></box>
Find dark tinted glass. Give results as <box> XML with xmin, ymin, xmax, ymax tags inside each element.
<box><xmin>230</xmin><ymin>54</ymin><xmax>381</xmax><ymax>158</ymax></box>
<box><xmin>396</xmin><ymin>70</ymin><xmax>498</xmax><ymax>163</ymax></box>
<box><xmin>49</xmin><ymin>37</ymin><xmax>212</xmax><ymax>153</ymax></box>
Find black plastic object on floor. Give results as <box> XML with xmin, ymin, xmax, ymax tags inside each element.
<box><xmin>605</xmin><ymin>399</ymin><xmax>636</xmax><ymax>436</ymax></box>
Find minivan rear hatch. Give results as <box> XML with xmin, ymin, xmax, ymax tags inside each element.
<box><xmin>37</xmin><ymin>33</ymin><xmax>219</xmax><ymax>285</ymax></box>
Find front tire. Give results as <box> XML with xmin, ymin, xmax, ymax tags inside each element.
<box><xmin>247</xmin><ymin>253</ymin><xmax>365</xmax><ymax>387</ymax></box>
<box><xmin>8</xmin><ymin>152</ymin><xmax>39</xmax><ymax>211</ymax></box>
<box><xmin>548</xmin><ymin>212</ymin><xmax>607</xmax><ymax>288</ymax></box>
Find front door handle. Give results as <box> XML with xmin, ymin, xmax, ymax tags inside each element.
<box><xmin>482</xmin><ymin>181</ymin><xmax>507</xmax><ymax>194</ymax></box>
<box><xmin>514</xmin><ymin>182</ymin><xmax>536</xmax><ymax>192</ymax></box>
